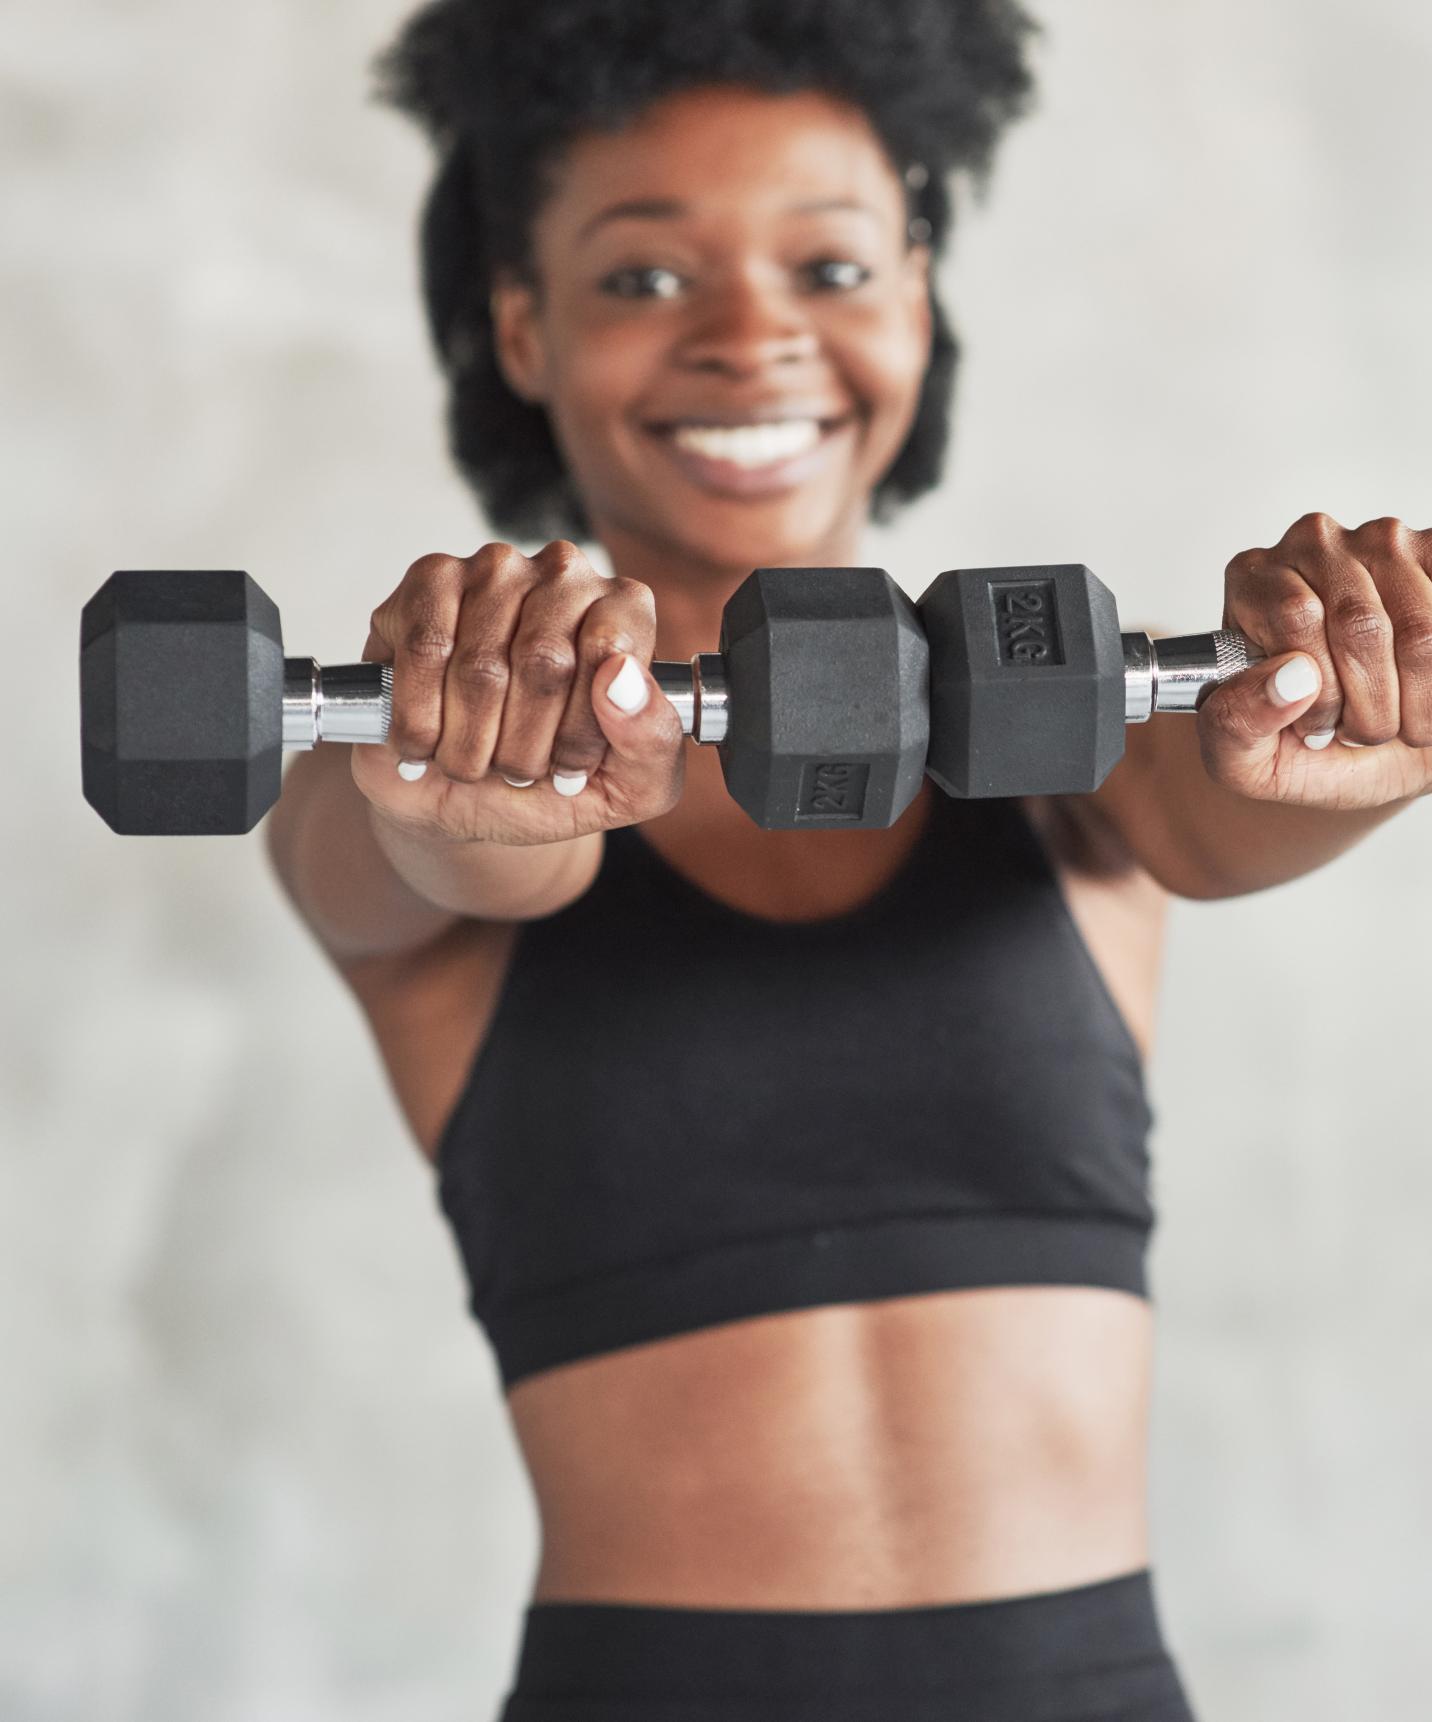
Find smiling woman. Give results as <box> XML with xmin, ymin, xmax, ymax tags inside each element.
<box><xmin>368</xmin><ymin>0</ymin><xmax>1029</xmax><ymax>547</ymax></box>
<box><xmin>331</xmin><ymin>3</ymin><xmax>1205</xmax><ymax>1720</ymax></box>
<box><xmin>483</xmin><ymin>86</ymin><xmax>934</xmax><ymax>577</ymax></box>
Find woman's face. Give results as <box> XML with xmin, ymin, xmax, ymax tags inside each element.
<box><xmin>492</xmin><ymin>84</ymin><xmax>933</xmax><ymax>574</ymax></box>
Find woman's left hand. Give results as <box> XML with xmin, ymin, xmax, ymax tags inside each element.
<box><xmin>1196</xmin><ymin>512</ymin><xmax>1432</xmax><ymax>809</ymax></box>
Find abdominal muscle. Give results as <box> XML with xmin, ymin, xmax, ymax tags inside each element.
<box><xmin>508</xmin><ymin>1281</ymin><xmax>1154</xmax><ymax>1609</ymax></box>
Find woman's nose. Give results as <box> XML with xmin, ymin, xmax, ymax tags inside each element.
<box><xmin>677</xmin><ymin>282</ymin><xmax>820</xmax><ymax>375</ymax></box>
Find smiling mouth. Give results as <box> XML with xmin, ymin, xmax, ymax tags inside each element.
<box><xmin>643</xmin><ymin>414</ymin><xmax>856</xmax><ymax>472</ymax></box>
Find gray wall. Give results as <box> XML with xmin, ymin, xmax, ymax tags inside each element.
<box><xmin>5</xmin><ymin>2</ymin><xmax>1430</xmax><ymax>1717</ymax></box>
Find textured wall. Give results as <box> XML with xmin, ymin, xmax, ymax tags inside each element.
<box><xmin>5</xmin><ymin>2</ymin><xmax>1430</xmax><ymax>1717</ymax></box>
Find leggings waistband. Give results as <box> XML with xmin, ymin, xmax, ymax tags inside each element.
<box><xmin>500</xmin><ymin>1566</ymin><xmax>1197</xmax><ymax>1722</ymax></box>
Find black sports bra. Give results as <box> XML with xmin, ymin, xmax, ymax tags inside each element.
<box><xmin>434</xmin><ymin>788</ymin><xmax>1157</xmax><ymax>1390</ymax></box>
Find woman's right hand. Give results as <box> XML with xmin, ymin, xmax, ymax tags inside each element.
<box><xmin>350</xmin><ymin>540</ymin><xmax>686</xmax><ymax>846</ymax></box>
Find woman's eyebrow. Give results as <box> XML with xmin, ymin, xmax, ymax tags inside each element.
<box><xmin>576</xmin><ymin>196</ymin><xmax>879</xmax><ymax>242</ymax></box>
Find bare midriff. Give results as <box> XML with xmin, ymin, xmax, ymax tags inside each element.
<box><xmin>506</xmin><ymin>1282</ymin><xmax>1154</xmax><ymax>1610</ymax></box>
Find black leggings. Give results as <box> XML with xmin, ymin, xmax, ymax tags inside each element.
<box><xmin>497</xmin><ymin>1566</ymin><xmax>1197</xmax><ymax>1721</ymax></box>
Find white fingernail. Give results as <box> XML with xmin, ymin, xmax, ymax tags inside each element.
<box><xmin>552</xmin><ymin>771</ymin><xmax>588</xmax><ymax>797</ymax></box>
<box><xmin>502</xmin><ymin>775</ymin><xmax>536</xmax><ymax>788</ymax></box>
<box><xmin>606</xmin><ymin>654</ymin><xmax>650</xmax><ymax>714</ymax></box>
<box><xmin>1342</xmin><ymin>737</ymin><xmax>1368</xmax><ymax>748</ymax></box>
<box><xmin>1303</xmin><ymin>729</ymin><xmax>1336</xmax><ymax>750</ymax></box>
<box><xmin>397</xmin><ymin>759</ymin><xmax>428</xmax><ymax>781</ymax></box>
<box><xmin>1272</xmin><ymin>656</ymin><xmax>1320</xmax><ymax>704</ymax></box>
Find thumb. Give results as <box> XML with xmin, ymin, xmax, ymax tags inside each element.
<box><xmin>1197</xmin><ymin>652</ymin><xmax>1328</xmax><ymax>788</ymax></box>
<box><xmin>589</xmin><ymin>651</ymin><xmax>686</xmax><ymax>799</ymax></box>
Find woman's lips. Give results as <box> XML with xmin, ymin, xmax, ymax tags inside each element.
<box><xmin>642</xmin><ymin>416</ymin><xmax>857</xmax><ymax>499</ymax></box>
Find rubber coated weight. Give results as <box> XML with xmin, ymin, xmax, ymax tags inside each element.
<box><xmin>720</xmin><ymin>568</ymin><xmax>930</xmax><ymax>829</ymax></box>
<box><xmin>81</xmin><ymin>571</ymin><xmax>285</xmax><ymax>835</ymax></box>
<box><xmin>917</xmin><ymin>564</ymin><xmax>1126</xmax><ymax>798</ymax></box>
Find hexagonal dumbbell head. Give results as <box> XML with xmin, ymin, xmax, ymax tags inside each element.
<box><xmin>717</xmin><ymin>567</ymin><xmax>929</xmax><ymax>829</ymax></box>
<box><xmin>917</xmin><ymin>564</ymin><xmax>1126</xmax><ymax>799</ymax></box>
<box><xmin>80</xmin><ymin>570</ymin><xmax>285</xmax><ymax>834</ymax></box>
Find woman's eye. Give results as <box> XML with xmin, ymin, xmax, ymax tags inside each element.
<box><xmin>599</xmin><ymin>266</ymin><xmax>685</xmax><ymax>299</ymax></box>
<box><xmin>802</xmin><ymin>258</ymin><xmax>873</xmax><ymax>291</ymax></box>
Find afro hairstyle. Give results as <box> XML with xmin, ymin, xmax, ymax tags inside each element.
<box><xmin>370</xmin><ymin>0</ymin><xmax>1041</xmax><ymax>541</ymax></box>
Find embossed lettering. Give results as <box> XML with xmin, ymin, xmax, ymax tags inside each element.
<box><xmin>797</xmin><ymin>760</ymin><xmax>870</xmax><ymax>821</ymax></box>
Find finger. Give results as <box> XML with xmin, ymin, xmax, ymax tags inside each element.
<box><xmin>1350</xmin><ymin>517</ymin><xmax>1432</xmax><ymax>746</ymax></box>
<box><xmin>488</xmin><ymin>550</ymin><xmax>611</xmax><ymax>789</ymax></box>
<box><xmin>549</xmin><ymin>579</ymin><xmax>659</xmax><ymax>779</ymax></box>
<box><xmin>1224</xmin><ymin>554</ymin><xmax>1342</xmax><ymax>740</ymax></box>
<box><xmin>432</xmin><ymin>544</ymin><xmax>532</xmax><ymax>785</ymax></box>
<box><xmin>372</xmin><ymin>554</ymin><xmax>465</xmax><ymax>766</ymax></box>
<box><xmin>1317</xmin><ymin>548</ymin><xmax>1398</xmax><ymax>747</ymax></box>
<box><xmin>588</xmin><ymin>651</ymin><xmax>685</xmax><ymax>820</ymax></box>
<box><xmin>1197</xmin><ymin>650</ymin><xmax>1324</xmax><ymax>789</ymax></box>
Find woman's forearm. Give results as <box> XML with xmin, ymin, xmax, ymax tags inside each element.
<box><xmin>265</xmin><ymin>745</ymin><xmax>600</xmax><ymax>962</ymax></box>
<box><xmin>1097</xmin><ymin>715</ymin><xmax>1418</xmax><ymax>901</ymax></box>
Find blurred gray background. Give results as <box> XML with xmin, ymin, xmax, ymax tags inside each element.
<box><xmin>4</xmin><ymin>2</ymin><xmax>1430</xmax><ymax>1717</ymax></box>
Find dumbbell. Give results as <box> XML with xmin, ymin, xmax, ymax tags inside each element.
<box><xmin>79</xmin><ymin>561</ymin><xmax>1260</xmax><ymax>837</ymax></box>
<box><xmin>79</xmin><ymin>566</ymin><xmax>930</xmax><ymax>835</ymax></box>
<box><xmin>914</xmin><ymin>563</ymin><xmax>1263</xmax><ymax>798</ymax></box>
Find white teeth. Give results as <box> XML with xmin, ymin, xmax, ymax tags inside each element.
<box><xmin>669</xmin><ymin>419</ymin><xmax>822</xmax><ymax>467</ymax></box>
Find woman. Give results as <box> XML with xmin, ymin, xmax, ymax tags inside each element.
<box><xmin>266</xmin><ymin>2</ymin><xmax>1432</xmax><ymax>1717</ymax></box>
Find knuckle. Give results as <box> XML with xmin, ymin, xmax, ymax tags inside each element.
<box><xmin>468</xmin><ymin>541</ymin><xmax>525</xmax><ymax>576</ymax></box>
<box><xmin>1271</xmin><ymin>590</ymin><xmax>1325</xmax><ymax>640</ymax></box>
<box><xmin>1329</xmin><ymin>595</ymin><xmax>1392</xmax><ymax>646</ymax></box>
<box><xmin>536</xmin><ymin>538</ymin><xmax>588</xmax><ymax>576</ymax></box>
<box><xmin>1291</xmin><ymin>510</ymin><xmax>1340</xmax><ymax>546</ymax></box>
<box><xmin>586</xmin><ymin>629</ymin><xmax>638</xmax><ymax>663</ymax></box>
<box><xmin>512</xmin><ymin>636</ymin><xmax>578</xmax><ymax>695</ymax></box>
<box><xmin>1394</xmin><ymin>618</ymin><xmax>1432</xmax><ymax>664</ymax></box>
<box><xmin>1224</xmin><ymin>546</ymin><xmax>1268</xmax><ymax>582</ymax></box>
<box><xmin>402</xmin><ymin>614</ymin><xmax>455</xmax><ymax>666</ymax></box>
<box><xmin>451</xmin><ymin>645</ymin><xmax>511</xmax><ymax>691</ymax></box>
<box><xmin>405</xmin><ymin>551</ymin><xmax>462</xmax><ymax>583</ymax></box>
<box><xmin>611</xmin><ymin>575</ymin><xmax>656</xmax><ymax>611</ymax></box>
<box><xmin>1355</xmin><ymin>515</ymin><xmax>1407</xmax><ymax>555</ymax></box>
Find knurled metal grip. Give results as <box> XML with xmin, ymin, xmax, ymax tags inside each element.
<box><xmin>282</xmin><ymin>659</ymin><xmax>394</xmax><ymax>747</ymax></box>
<box><xmin>1122</xmin><ymin>629</ymin><xmax>1261</xmax><ymax>722</ymax></box>
<box><xmin>281</xmin><ymin>656</ymin><xmax>720</xmax><ymax>747</ymax></box>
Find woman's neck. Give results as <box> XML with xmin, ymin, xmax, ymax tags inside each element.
<box><xmin>592</xmin><ymin>511</ymin><xmax>871</xmax><ymax>662</ymax></box>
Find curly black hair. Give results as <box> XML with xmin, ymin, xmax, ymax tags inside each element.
<box><xmin>369</xmin><ymin>0</ymin><xmax>1041</xmax><ymax>542</ymax></box>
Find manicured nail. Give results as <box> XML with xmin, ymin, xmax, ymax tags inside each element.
<box><xmin>397</xmin><ymin>759</ymin><xmax>428</xmax><ymax>781</ymax></box>
<box><xmin>1271</xmin><ymin>656</ymin><xmax>1320</xmax><ymax>705</ymax></box>
<box><xmin>1303</xmin><ymin>730</ymin><xmax>1336</xmax><ymax>750</ymax></box>
<box><xmin>606</xmin><ymin>654</ymin><xmax>649</xmax><ymax>714</ymax></box>
<box><xmin>502</xmin><ymin>775</ymin><xmax>536</xmax><ymax>788</ymax></box>
<box><xmin>552</xmin><ymin>771</ymin><xmax>588</xmax><ymax>797</ymax></box>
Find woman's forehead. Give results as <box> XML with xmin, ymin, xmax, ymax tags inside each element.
<box><xmin>538</xmin><ymin>86</ymin><xmax>904</xmax><ymax>233</ymax></box>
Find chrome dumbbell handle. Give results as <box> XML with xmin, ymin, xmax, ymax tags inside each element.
<box><xmin>281</xmin><ymin>631</ymin><xmax>1264</xmax><ymax>750</ymax></box>
<box><xmin>280</xmin><ymin>655</ymin><xmax>732</xmax><ymax>750</ymax></box>
<box><xmin>1122</xmin><ymin>630</ymin><xmax>1265</xmax><ymax>723</ymax></box>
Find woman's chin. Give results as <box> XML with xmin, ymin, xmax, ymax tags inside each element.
<box><xmin>650</xmin><ymin>486</ymin><xmax>864</xmax><ymax>574</ymax></box>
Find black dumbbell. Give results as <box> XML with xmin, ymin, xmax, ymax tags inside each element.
<box><xmin>79</xmin><ymin>566</ymin><xmax>929</xmax><ymax>835</ymax></box>
<box><xmin>916</xmin><ymin>563</ymin><xmax>1263</xmax><ymax>798</ymax></box>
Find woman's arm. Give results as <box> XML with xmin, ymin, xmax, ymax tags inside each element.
<box><xmin>1089</xmin><ymin>711</ymin><xmax>1421</xmax><ymax>901</ymax></box>
<box><xmin>265</xmin><ymin>743</ymin><xmax>601</xmax><ymax>964</ymax></box>
<box><xmin>1088</xmin><ymin>513</ymin><xmax>1432</xmax><ymax>901</ymax></box>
